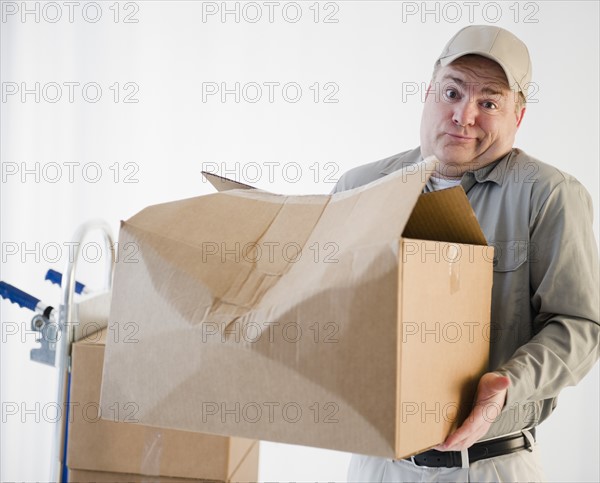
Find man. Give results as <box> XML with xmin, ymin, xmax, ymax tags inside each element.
<box><xmin>333</xmin><ymin>25</ymin><xmax>599</xmax><ymax>481</ymax></box>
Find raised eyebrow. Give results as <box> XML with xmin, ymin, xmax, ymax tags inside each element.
<box><xmin>481</xmin><ymin>87</ymin><xmax>506</xmax><ymax>98</ymax></box>
<box><xmin>440</xmin><ymin>75</ymin><xmax>507</xmax><ymax>99</ymax></box>
<box><xmin>440</xmin><ymin>75</ymin><xmax>465</xmax><ymax>87</ymax></box>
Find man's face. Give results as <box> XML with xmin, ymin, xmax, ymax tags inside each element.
<box><xmin>420</xmin><ymin>55</ymin><xmax>525</xmax><ymax>177</ymax></box>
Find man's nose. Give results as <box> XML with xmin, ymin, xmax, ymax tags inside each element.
<box><xmin>452</xmin><ymin>100</ymin><xmax>477</xmax><ymax>127</ymax></box>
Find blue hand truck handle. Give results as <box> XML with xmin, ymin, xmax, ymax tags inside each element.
<box><xmin>45</xmin><ymin>269</ymin><xmax>86</xmax><ymax>295</ymax></box>
<box><xmin>0</xmin><ymin>281</ymin><xmax>40</xmax><ymax>312</ymax></box>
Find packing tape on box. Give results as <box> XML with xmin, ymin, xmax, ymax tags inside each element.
<box><xmin>447</xmin><ymin>244</ymin><xmax>460</xmax><ymax>294</ymax></box>
<box><xmin>140</xmin><ymin>429</ymin><xmax>163</xmax><ymax>476</ymax></box>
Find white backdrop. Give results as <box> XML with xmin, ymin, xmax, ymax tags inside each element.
<box><xmin>1</xmin><ymin>1</ymin><xmax>598</xmax><ymax>481</ymax></box>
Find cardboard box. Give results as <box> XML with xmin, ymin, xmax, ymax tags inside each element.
<box><xmin>68</xmin><ymin>468</ymin><xmax>239</xmax><ymax>482</ymax></box>
<box><xmin>100</xmin><ymin>157</ymin><xmax>493</xmax><ymax>459</ymax></box>
<box><xmin>67</xmin><ymin>330</ymin><xmax>259</xmax><ymax>482</ymax></box>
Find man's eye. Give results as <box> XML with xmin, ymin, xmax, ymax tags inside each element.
<box><xmin>482</xmin><ymin>101</ymin><xmax>498</xmax><ymax>109</ymax></box>
<box><xmin>444</xmin><ymin>88</ymin><xmax>459</xmax><ymax>100</ymax></box>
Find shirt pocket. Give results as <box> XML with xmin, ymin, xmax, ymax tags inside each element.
<box><xmin>490</xmin><ymin>240</ymin><xmax>529</xmax><ymax>272</ymax></box>
<box><xmin>488</xmin><ymin>240</ymin><xmax>531</xmax><ymax>359</ymax></box>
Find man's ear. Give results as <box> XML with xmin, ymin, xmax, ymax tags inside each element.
<box><xmin>516</xmin><ymin>107</ymin><xmax>526</xmax><ymax>128</ymax></box>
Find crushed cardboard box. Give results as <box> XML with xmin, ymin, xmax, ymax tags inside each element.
<box><xmin>68</xmin><ymin>329</ymin><xmax>258</xmax><ymax>482</ymax></box>
<box><xmin>100</xmin><ymin>157</ymin><xmax>493</xmax><ymax>459</ymax></box>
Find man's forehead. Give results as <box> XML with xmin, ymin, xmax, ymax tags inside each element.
<box><xmin>438</xmin><ymin>60</ymin><xmax>511</xmax><ymax>95</ymax></box>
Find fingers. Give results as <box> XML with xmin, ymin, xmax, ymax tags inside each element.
<box><xmin>436</xmin><ymin>373</ymin><xmax>511</xmax><ymax>452</ymax></box>
<box><xmin>438</xmin><ymin>415</ymin><xmax>486</xmax><ymax>451</ymax></box>
<box><xmin>441</xmin><ymin>422</ymin><xmax>487</xmax><ymax>451</ymax></box>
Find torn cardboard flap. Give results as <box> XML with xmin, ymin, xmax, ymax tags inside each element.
<box><xmin>203</xmin><ymin>166</ymin><xmax>488</xmax><ymax>247</ymax></box>
<box><xmin>117</xmin><ymin>158</ymin><xmax>434</xmax><ymax>326</ymax></box>
<box><xmin>101</xmin><ymin>156</ymin><xmax>492</xmax><ymax>459</ymax></box>
<box><xmin>202</xmin><ymin>171</ymin><xmax>256</xmax><ymax>192</ymax></box>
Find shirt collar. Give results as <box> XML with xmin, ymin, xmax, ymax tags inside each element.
<box><xmin>379</xmin><ymin>147</ymin><xmax>514</xmax><ymax>187</ymax></box>
<box><xmin>379</xmin><ymin>147</ymin><xmax>423</xmax><ymax>175</ymax></box>
<box><xmin>470</xmin><ymin>150</ymin><xmax>513</xmax><ymax>186</ymax></box>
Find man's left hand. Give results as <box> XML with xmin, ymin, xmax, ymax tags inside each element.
<box><xmin>434</xmin><ymin>372</ymin><xmax>510</xmax><ymax>451</ymax></box>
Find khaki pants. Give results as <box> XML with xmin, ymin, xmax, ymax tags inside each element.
<box><xmin>347</xmin><ymin>442</ymin><xmax>545</xmax><ymax>482</ymax></box>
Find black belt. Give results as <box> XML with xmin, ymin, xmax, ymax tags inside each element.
<box><xmin>407</xmin><ymin>428</ymin><xmax>536</xmax><ymax>468</ymax></box>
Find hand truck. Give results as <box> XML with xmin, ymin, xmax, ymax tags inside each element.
<box><xmin>0</xmin><ymin>220</ymin><xmax>115</xmax><ymax>482</ymax></box>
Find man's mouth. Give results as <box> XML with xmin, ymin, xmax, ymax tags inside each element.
<box><xmin>445</xmin><ymin>133</ymin><xmax>477</xmax><ymax>142</ymax></box>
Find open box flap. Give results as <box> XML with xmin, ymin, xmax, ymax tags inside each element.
<box><xmin>403</xmin><ymin>186</ymin><xmax>488</xmax><ymax>246</ymax></box>
<box><xmin>203</xmin><ymin>166</ymin><xmax>487</xmax><ymax>246</ymax></box>
<box><xmin>202</xmin><ymin>171</ymin><xmax>256</xmax><ymax>192</ymax></box>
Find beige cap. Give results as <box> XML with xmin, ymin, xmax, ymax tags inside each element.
<box><xmin>438</xmin><ymin>25</ymin><xmax>532</xmax><ymax>96</ymax></box>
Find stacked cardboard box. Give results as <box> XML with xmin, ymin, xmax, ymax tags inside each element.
<box><xmin>67</xmin><ymin>330</ymin><xmax>259</xmax><ymax>482</ymax></box>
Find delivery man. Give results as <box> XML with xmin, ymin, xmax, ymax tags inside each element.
<box><xmin>332</xmin><ymin>25</ymin><xmax>600</xmax><ymax>481</ymax></box>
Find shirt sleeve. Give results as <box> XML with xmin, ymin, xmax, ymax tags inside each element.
<box><xmin>497</xmin><ymin>176</ymin><xmax>600</xmax><ymax>417</ymax></box>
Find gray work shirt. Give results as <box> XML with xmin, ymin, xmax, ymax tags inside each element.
<box><xmin>332</xmin><ymin>146</ymin><xmax>600</xmax><ymax>439</ymax></box>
